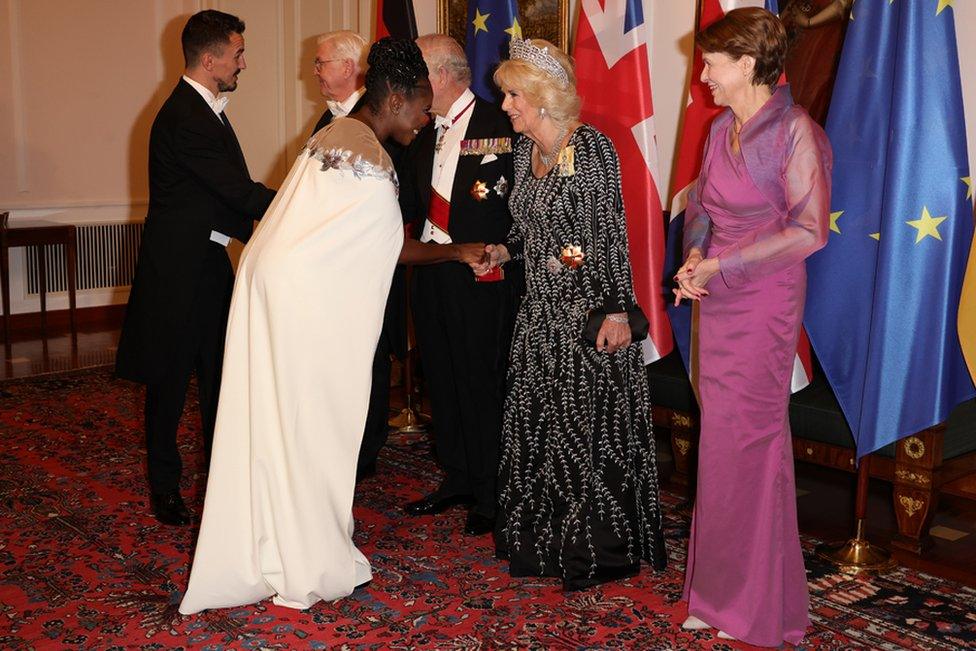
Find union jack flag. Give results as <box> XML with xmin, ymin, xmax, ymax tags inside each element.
<box><xmin>575</xmin><ymin>0</ymin><xmax>673</xmax><ymax>364</ymax></box>
<box><xmin>665</xmin><ymin>0</ymin><xmax>813</xmax><ymax>392</ymax></box>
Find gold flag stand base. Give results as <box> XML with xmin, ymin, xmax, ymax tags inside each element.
<box><xmin>816</xmin><ymin>519</ymin><xmax>896</xmax><ymax>575</ymax></box>
<box><xmin>388</xmin><ymin>406</ymin><xmax>430</xmax><ymax>433</ymax></box>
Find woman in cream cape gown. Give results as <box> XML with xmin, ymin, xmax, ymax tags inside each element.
<box><xmin>179</xmin><ymin>117</ymin><xmax>403</xmax><ymax>613</ymax></box>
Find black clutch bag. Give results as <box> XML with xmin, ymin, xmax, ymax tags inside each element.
<box><xmin>582</xmin><ymin>306</ymin><xmax>650</xmax><ymax>345</ymax></box>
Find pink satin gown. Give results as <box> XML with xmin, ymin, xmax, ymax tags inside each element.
<box><xmin>682</xmin><ymin>121</ymin><xmax>812</xmax><ymax>647</ymax></box>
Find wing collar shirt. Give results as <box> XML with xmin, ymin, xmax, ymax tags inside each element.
<box><xmin>327</xmin><ymin>87</ymin><xmax>365</xmax><ymax>119</ymax></box>
<box><xmin>182</xmin><ymin>75</ymin><xmax>232</xmax><ymax>246</ymax></box>
<box><xmin>421</xmin><ymin>88</ymin><xmax>476</xmax><ymax>244</ymax></box>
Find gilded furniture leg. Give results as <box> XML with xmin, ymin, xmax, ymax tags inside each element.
<box><xmin>890</xmin><ymin>428</ymin><xmax>942</xmax><ymax>554</ymax></box>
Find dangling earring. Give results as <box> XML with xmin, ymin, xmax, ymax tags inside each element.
<box><xmin>539</xmin><ymin>107</ymin><xmax>546</xmax><ymax>118</ymax></box>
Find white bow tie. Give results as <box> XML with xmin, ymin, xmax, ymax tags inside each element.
<box><xmin>214</xmin><ymin>95</ymin><xmax>229</xmax><ymax>114</ymax></box>
<box><xmin>327</xmin><ymin>100</ymin><xmax>348</xmax><ymax>117</ymax></box>
<box><xmin>435</xmin><ymin>115</ymin><xmax>452</xmax><ymax>130</ymax></box>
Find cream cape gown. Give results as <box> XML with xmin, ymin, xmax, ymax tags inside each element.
<box><xmin>179</xmin><ymin>118</ymin><xmax>403</xmax><ymax>613</ymax></box>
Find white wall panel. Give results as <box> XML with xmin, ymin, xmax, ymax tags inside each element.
<box><xmin>0</xmin><ymin>0</ymin><xmax>972</xmax><ymax>316</ymax></box>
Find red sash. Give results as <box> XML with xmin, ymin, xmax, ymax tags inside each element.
<box><xmin>428</xmin><ymin>188</ymin><xmax>450</xmax><ymax>233</ymax></box>
<box><xmin>427</xmin><ymin>187</ymin><xmax>502</xmax><ymax>282</ymax></box>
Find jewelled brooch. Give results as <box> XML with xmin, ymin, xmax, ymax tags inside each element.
<box><xmin>557</xmin><ymin>146</ymin><xmax>575</xmax><ymax>177</ymax></box>
<box><xmin>560</xmin><ymin>244</ymin><xmax>585</xmax><ymax>269</ymax></box>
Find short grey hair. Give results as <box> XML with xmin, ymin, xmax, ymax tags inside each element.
<box><xmin>416</xmin><ymin>33</ymin><xmax>471</xmax><ymax>84</ymax></box>
<box><xmin>316</xmin><ymin>30</ymin><xmax>367</xmax><ymax>73</ymax></box>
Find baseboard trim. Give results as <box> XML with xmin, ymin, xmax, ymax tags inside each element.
<box><xmin>2</xmin><ymin>304</ymin><xmax>126</xmax><ymax>335</ymax></box>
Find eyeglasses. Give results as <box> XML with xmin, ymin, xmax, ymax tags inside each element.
<box><xmin>313</xmin><ymin>58</ymin><xmax>344</xmax><ymax>71</ymax></box>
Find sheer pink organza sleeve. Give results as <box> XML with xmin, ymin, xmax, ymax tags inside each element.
<box><xmin>682</xmin><ymin>133</ymin><xmax>713</xmax><ymax>259</ymax></box>
<box><xmin>716</xmin><ymin>114</ymin><xmax>832</xmax><ymax>288</ymax></box>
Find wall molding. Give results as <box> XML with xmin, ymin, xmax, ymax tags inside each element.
<box><xmin>3</xmin><ymin>199</ymin><xmax>149</xmax><ymax>210</ymax></box>
<box><xmin>8</xmin><ymin>0</ymin><xmax>27</xmax><ymax>193</ymax></box>
<box><xmin>276</xmin><ymin>0</ymin><xmax>287</xmax><ymax>180</ymax></box>
<box><xmin>291</xmin><ymin>0</ymin><xmax>304</xmax><ymax>164</ymax></box>
<box><xmin>153</xmin><ymin>0</ymin><xmax>166</xmax><ymax>82</ymax></box>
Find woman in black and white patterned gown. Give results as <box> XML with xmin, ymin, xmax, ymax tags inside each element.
<box><xmin>479</xmin><ymin>39</ymin><xmax>667</xmax><ymax>590</ymax></box>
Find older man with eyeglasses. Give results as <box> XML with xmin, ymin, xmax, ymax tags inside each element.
<box><xmin>310</xmin><ymin>30</ymin><xmax>367</xmax><ymax>137</ymax></box>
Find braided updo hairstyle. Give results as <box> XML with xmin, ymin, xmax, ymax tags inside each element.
<box><xmin>364</xmin><ymin>37</ymin><xmax>430</xmax><ymax>113</ymax></box>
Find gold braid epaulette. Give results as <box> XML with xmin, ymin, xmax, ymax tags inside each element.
<box><xmin>460</xmin><ymin>137</ymin><xmax>512</xmax><ymax>156</ymax></box>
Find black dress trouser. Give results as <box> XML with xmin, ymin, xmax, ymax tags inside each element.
<box><xmin>357</xmin><ymin>331</ymin><xmax>393</xmax><ymax>473</ymax></box>
<box><xmin>144</xmin><ymin>243</ymin><xmax>233</xmax><ymax>494</ymax></box>
<box><xmin>412</xmin><ymin>263</ymin><xmax>512</xmax><ymax>517</ymax></box>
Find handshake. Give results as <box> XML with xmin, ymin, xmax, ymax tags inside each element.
<box><xmin>455</xmin><ymin>242</ymin><xmax>510</xmax><ymax>277</ymax></box>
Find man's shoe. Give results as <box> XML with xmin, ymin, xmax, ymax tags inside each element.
<box><xmin>403</xmin><ymin>492</ymin><xmax>474</xmax><ymax>516</ymax></box>
<box><xmin>464</xmin><ymin>512</ymin><xmax>494</xmax><ymax>536</ymax></box>
<box><xmin>151</xmin><ymin>490</ymin><xmax>191</xmax><ymax>526</ymax></box>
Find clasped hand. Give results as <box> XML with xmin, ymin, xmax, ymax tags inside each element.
<box><xmin>464</xmin><ymin>244</ymin><xmax>631</xmax><ymax>354</ymax></box>
<box><xmin>672</xmin><ymin>253</ymin><xmax>719</xmax><ymax>306</ymax></box>
<box><xmin>464</xmin><ymin>243</ymin><xmax>506</xmax><ymax>276</ymax></box>
<box><xmin>455</xmin><ymin>242</ymin><xmax>491</xmax><ymax>269</ymax></box>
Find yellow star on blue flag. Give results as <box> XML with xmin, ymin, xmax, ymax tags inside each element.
<box><xmin>471</xmin><ymin>8</ymin><xmax>490</xmax><ymax>35</ymax></box>
<box><xmin>906</xmin><ymin>206</ymin><xmax>947</xmax><ymax>243</ymax></box>
<box><xmin>805</xmin><ymin>0</ymin><xmax>975</xmax><ymax>460</ymax></box>
<box><xmin>504</xmin><ymin>17</ymin><xmax>522</xmax><ymax>39</ymax></box>
<box><xmin>466</xmin><ymin>1</ymin><xmax>521</xmax><ymax>101</ymax></box>
<box><xmin>829</xmin><ymin>210</ymin><xmax>843</xmax><ymax>234</ymax></box>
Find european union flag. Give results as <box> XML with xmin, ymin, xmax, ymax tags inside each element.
<box><xmin>465</xmin><ymin>0</ymin><xmax>521</xmax><ymax>102</ymax></box>
<box><xmin>805</xmin><ymin>0</ymin><xmax>975</xmax><ymax>458</ymax></box>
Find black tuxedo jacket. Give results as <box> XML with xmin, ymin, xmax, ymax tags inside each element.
<box><xmin>116</xmin><ymin>78</ymin><xmax>275</xmax><ymax>384</ymax></box>
<box><xmin>399</xmin><ymin>97</ymin><xmax>515</xmax><ymax>249</ymax></box>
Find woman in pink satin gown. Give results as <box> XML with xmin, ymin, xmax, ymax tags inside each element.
<box><xmin>673</xmin><ymin>8</ymin><xmax>832</xmax><ymax>647</ymax></box>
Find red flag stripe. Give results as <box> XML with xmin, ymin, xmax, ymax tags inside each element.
<box><xmin>575</xmin><ymin>0</ymin><xmax>673</xmax><ymax>363</ymax></box>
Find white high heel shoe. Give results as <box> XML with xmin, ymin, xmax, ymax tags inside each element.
<box><xmin>683</xmin><ymin>616</ymin><xmax>736</xmax><ymax>640</ymax></box>
<box><xmin>681</xmin><ymin>615</ymin><xmax>712</xmax><ymax>630</ymax></box>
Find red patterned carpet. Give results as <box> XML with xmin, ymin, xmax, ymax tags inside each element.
<box><xmin>0</xmin><ymin>367</ymin><xmax>973</xmax><ymax>650</ymax></box>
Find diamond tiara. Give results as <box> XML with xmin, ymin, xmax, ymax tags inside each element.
<box><xmin>508</xmin><ymin>38</ymin><xmax>569</xmax><ymax>85</ymax></box>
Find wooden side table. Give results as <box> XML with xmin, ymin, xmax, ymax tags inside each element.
<box><xmin>0</xmin><ymin>212</ymin><xmax>78</xmax><ymax>345</ymax></box>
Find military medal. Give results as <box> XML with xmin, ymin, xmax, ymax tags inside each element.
<box><xmin>470</xmin><ymin>180</ymin><xmax>489</xmax><ymax>201</ymax></box>
<box><xmin>460</xmin><ymin>137</ymin><xmax>513</xmax><ymax>156</ymax></box>
<box><xmin>493</xmin><ymin>175</ymin><xmax>509</xmax><ymax>198</ymax></box>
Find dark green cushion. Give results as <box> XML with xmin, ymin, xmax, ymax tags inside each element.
<box><xmin>787</xmin><ymin>374</ymin><xmax>895</xmax><ymax>456</ymax></box>
<box><xmin>646</xmin><ymin>349</ymin><xmax>976</xmax><ymax>462</ymax></box>
<box><xmin>944</xmin><ymin>397</ymin><xmax>976</xmax><ymax>459</ymax></box>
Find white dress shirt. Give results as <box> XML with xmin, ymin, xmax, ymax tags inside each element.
<box><xmin>182</xmin><ymin>75</ymin><xmax>232</xmax><ymax>246</ymax></box>
<box><xmin>420</xmin><ymin>88</ymin><xmax>477</xmax><ymax>244</ymax></box>
<box><xmin>326</xmin><ymin>87</ymin><xmax>365</xmax><ymax>119</ymax></box>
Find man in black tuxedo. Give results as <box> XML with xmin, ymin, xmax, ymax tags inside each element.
<box><xmin>310</xmin><ymin>30</ymin><xmax>368</xmax><ymax>136</ymax></box>
<box><xmin>399</xmin><ymin>34</ymin><xmax>517</xmax><ymax>536</ymax></box>
<box><xmin>116</xmin><ymin>9</ymin><xmax>275</xmax><ymax>526</ymax></box>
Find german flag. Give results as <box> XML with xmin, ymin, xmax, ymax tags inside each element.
<box><xmin>375</xmin><ymin>0</ymin><xmax>417</xmax><ymax>40</ymax></box>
